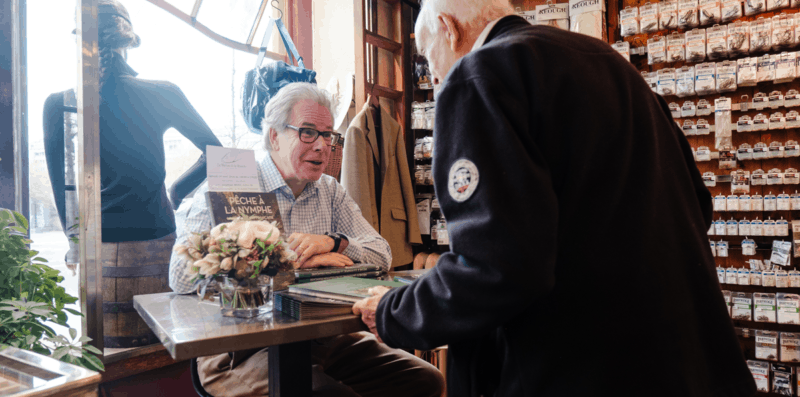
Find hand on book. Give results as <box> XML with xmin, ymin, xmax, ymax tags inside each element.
<box><xmin>297</xmin><ymin>252</ymin><xmax>354</xmax><ymax>269</ymax></box>
<box><xmin>352</xmin><ymin>286</ymin><xmax>391</xmax><ymax>342</ymax></box>
<box><xmin>287</xmin><ymin>233</ymin><xmax>336</xmax><ymax>267</ymax></box>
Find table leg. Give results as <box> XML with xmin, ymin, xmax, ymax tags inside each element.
<box><xmin>268</xmin><ymin>341</ymin><xmax>312</xmax><ymax>397</ymax></box>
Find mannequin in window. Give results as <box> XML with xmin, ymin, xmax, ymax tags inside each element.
<box><xmin>43</xmin><ymin>0</ymin><xmax>221</xmax><ymax>347</ymax></box>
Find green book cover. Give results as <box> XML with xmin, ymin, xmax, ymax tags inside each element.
<box><xmin>288</xmin><ymin>277</ymin><xmax>406</xmax><ymax>303</ymax></box>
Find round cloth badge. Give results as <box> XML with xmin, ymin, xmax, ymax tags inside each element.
<box><xmin>448</xmin><ymin>159</ymin><xmax>480</xmax><ymax>202</ymax></box>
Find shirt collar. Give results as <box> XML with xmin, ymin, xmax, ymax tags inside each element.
<box><xmin>257</xmin><ymin>151</ymin><xmax>319</xmax><ymax>198</ymax></box>
<box><xmin>471</xmin><ymin>17</ymin><xmax>504</xmax><ymax>52</ymax></box>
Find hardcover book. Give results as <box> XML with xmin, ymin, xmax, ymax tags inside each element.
<box><xmin>287</xmin><ymin>277</ymin><xmax>406</xmax><ymax>303</ymax></box>
<box><xmin>274</xmin><ymin>292</ymin><xmax>354</xmax><ymax>320</ymax></box>
<box><xmin>206</xmin><ymin>191</ymin><xmax>284</xmax><ymax>234</ymax></box>
<box><xmin>294</xmin><ymin>263</ymin><xmax>384</xmax><ymax>280</ymax></box>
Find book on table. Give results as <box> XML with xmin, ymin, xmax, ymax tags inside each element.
<box><xmin>274</xmin><ymin>292</ymin><xmax>354</xmax><ymax>320</ymax></box>
<box><xmin>390</xmin><ymin>269</ymin><xmax>429</xmax><ymax>284</ymax></box>
<box><xmin>287</xmin><ymin>276</ymin><xmax>406</xmax><ymax>303</ymax></box>
<box><xmin>293</xmin><ymin>263</ymin><xmax>384</xmax><ymax>282</ymax></box>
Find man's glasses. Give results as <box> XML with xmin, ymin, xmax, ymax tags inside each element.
<box><xmin>286</xmin><ymin>125</ymin><xmax>341</xmax><ymax>146</ymax></box>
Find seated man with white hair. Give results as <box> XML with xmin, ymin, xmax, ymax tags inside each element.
<box><xmin>168</xmin><ymin>82</ymin><xmax>444</xmax><ymax>397</ymax></box>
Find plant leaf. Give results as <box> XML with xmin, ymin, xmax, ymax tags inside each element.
<box><xmin>52</xmin><ymin>346</ymin><xmax>70</xmax><ymax>360</ymax></box>
<box><xmin>69</xmin><ymin>328</ymin><xmax>77</xmax><ymax>340</ymax></box>
<box><xmin>81</xmin><ymin>352</ymin><xmax>105</xmax><ymax>372</ymax></box>
<box><xmin>12</xmin><ymin>211</ymin><xmax>28</xmax><ymax>230</ymax></box>
<box><xmin>82</xmin><ymin>344</ymin><xmax>102</xmax><ymax>355</ymax></box>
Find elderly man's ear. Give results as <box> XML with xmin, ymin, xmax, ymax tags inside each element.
<box><xmin>438</xmin><ymin>14</ymin><xmax>462</xmax><ymax>52</ymax></box>
<box><xmin>268</xmin><ymin>128</ymin><xmax>280</xmax><ymax>151</ymax></box>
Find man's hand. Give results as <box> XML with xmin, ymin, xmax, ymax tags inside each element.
<box><xmin>287</xmin><ymin>233</ymin><xmax>336</xmax><ymax>267</ymax></box>
<box><xmin>297</xmin><ymin>252</ymin><xmax>354</xmax><ymax>269</ymax></box>
<box><xmin>352</xmin><ymin>286</ymin><xmax>391</xmax><ymax>342</ymax></box>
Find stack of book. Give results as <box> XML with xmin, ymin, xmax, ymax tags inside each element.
<box><xmin>293</xmin><ymin>263</ymin><xmax>385</xmax><ymax>284</ymax></box>
<box><xmin>275</xmin><ymin>277</ymin><xmax>406</xmax><ymax>320</ymax></box>
<box><xmin>390</xmin><ymin>269</ymin><xmax>429</xmax><ymax>284</ymax></box>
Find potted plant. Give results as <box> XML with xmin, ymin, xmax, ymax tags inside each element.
<box><xmin>173</xmin><ymin>217</ymin><xmax>296</xmax><ymax>317</ymax></box>
<box><xmin>0</xmin><ymin>209</ymin><xmax>104</xmax><ymax>372</ymax></box>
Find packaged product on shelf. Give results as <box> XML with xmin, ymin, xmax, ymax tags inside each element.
<box><xmin>778</xmin><ymin>192</ymin><xmax>792</xmax><ymax>210</ymax></box>
<box><xmin>411</xmin><ymin>103</ymin><xmax>426</xmax><ymax>130</ymax></box>
<box><xmin>738</xmin><ymin>267</ymin><xmax>751</xmax><ymax>284</ymax></box>
<box><xmin>753</xmin><ymin>144</ymin><xmax>769</xmax><ymax>161</ymax></box>
<box><xmin>755</xmin><ymin>293</ymin><xmax>778</xmax><ymax>322</ymax></box>
<box><xmin>737</xmin><ymin>116</ymin><xmax>754</xmax><ymax>133</ymax></box>
<box><xmin>778</xmin><ymin>293</ymin><xmax>800</xmax><ymax>324</ymax></box>
<box><xmin>714</xmin><ymin>193</ymin><xmax>728</xmax><ymax>212</ymax></box>
<box><xmin>793</xmin><ymin>191</ymin><xmax>800</xmax><ymax>209</ymax></box>
<box><xmin>642</xmin><ymin>71</ymin><xmax>658</xmax><ymax>92</ymax></box>
<box><xmin>436</xmin><ymin>215</ymin><xmax>448</xmax><ymax>246</ymax></box>
<box><xmin>787</xmin><ymin>142</ymin><xmax>800</xmax><ymax>157</ymax></box>
<box><xmin>771</xmin><ymin>241</ymin><xmax>792</xmax><ymax>267</ymax></box>
<box><xmin>639</xmin><ymin>3</ymin><xmax>660</xmax><ymax>33</ymax></box>
<box><xmin>790</xmin><ymin>270</ymin><xmax>800</xmax><ymax>287</ymax></box>
<box><xmin>741</xmin><ymin>218</ymin><xmax>752</xmax><ymax>235</ymax></box>
<box><xmin>620</xmin><ymin>6</ymin><xmax>639</xmax><ymax>37</ymax></box>
<box><xmin>722</xmin><ymin>289</ymin><xmax>732</xmax><ymax>313</ymax></box>
<box><xmin>677</xmin><ymin>70</ymin><xmax>696</xmax><ymax>98</ymax></box>
<box><xmin>516</xmin><ymin>9</ymin><xmax>536</xmax><ymax>25</ymax></box>
<box><xmin>718</xmin><ymin>146</ymin><xmax>736</xmax><ymax>169</ymax></box>
<box><xmin>726</xmin><ymin>218</ymin><xmax>739</xmax><ymax>235</ymax></box>
<box><xmin>415</xmin><ymin>165</ymin><xmax>425</xmax><ymax>185</ymax></box>
<box><xmin>697</xmin><ymin>99</ymin><xmax>713</xmax><ymax>115</ymax></box>
<box><xmin>422</xmin><ymin>136</ymin><xmax>434</xmax><ymax>158</ymax></box>
<box><xmin>716</xmin><ymin>61</ymin><xmax>737</xmax><ymax>92</ymax></box>
<box><xmin>414</xmin><ymin>139</ymin><xmax>424</xmax><ymax>160</ymax></box>
<box><xmin>715</xmin><ymin>218</ymin><xmax>727</xmax><ymax>235</ymax></box>
<box><xmin>766</xmin><ymin>192</ymin><xmax>778</xmax><ymax>210</ymax></box>
<box><xmin>718</xmin><ymin>239</ymin><xmax>730</xmax><ymax>256</ymax></box>
<box><xmin>757</xmin><ymin>330</ymin><xmax>780</xmax><ymax>360</ymax></box>
<box><xmin>772</xmin><ymin>15</ymin><xmax>794</xmax><ymax>51</ymax></box>
<box><xmin>770</xmin><ymin>112</ymin><xmax>786</xmax><ymax>130</ymax></box>
<box><xmin>753</xmin><ymin>172</ymin><xmax>767</xmax><ymax>188</ymax></box>
<box><xmin>785</xmin><ymin>169</ymin><xmax>800</xmax><ymax>184</ymax></box>
<box><xmin>696</xmin><ymin>118</ymin><xmax>711</xmax><ymax>135</ymax></box>
<box><xmin>787</xmin><ymin>90</ymin><xmax>800</xmax><ymax>107</ymax></box>
<box><xmin>757</xmin><ymin>54</ymin><xmax>776</xmax><ymax>83</ymax></box>
<box><xmin>703</xmin><ymin>171</ymin><xmax>716</xmax><ymax>186</ymax></box>
<box><xmin>753</xmin><ymin>218</ymin><xmax>764</xmax><ymax>235</ymax></box>
<box><xmin>754</xmin><ymin>114</ymin><xmax>770</xmax><ymax>133</ymax></box>
<box><xmin>766</xmin><ymin>218</ymin><xmax>777</xmax><ymax>236</ymax></box>
<box><xmin>794</xmin><ymin>0</ymin><xmax>800</xmax><ymax>9</ymax></box>
<box><xmin>750</xmin><ymin>18</ymin><xmax>772</xmax><ymax>53</ymax></box>
<box><xmin>668</xmin><ymin>33</ymin><xmax>687</xmax><ymax>63</ymax></box>
<box><xmin>777</xmin><ymin>268</ymin><xmax>789</xmax><ymax>286</ymax></box>
<box><xmin>657</xmin><ymin>68</ymin><xmax>676</xmax><ymax>96</ymax></box>
<box><xmin>714</xmin><ymin>97</ymin><xmax>732</xmax><ymax>149</ymax></box>
<box><xmin>727</xmin><ymin>267</ymin><xmax>739</xmax><ymax>284</ymax></box>
<box><xmin>423</xmin><ymin>165</ymin><xmax>434</xmax><ymax>185</ymax></box>
<box><xmin>732</xmin><ymin>170</ymin><xmax>750</xmax><ymax>193</ymax></box>
<box><xmin>745</xmin><ymin>0</ymin><xmax>765</xmax><ymax>15</ymax></box>
<box><xmin>774</xmin><ymin>53</ymin><xmax>796</xmax><ymax>83</ymax></box>
<box><xmin>753</xmin><ymin>92</ymin><xmax>769</xmax><ymax>110</ymax></box>
<box><xmin>732</xmin><ymin>292</ymin><xmax>753</xmax><ymax>320</ymax></box>
<box><xmin>795</xmin><ymin>13</ymin><xmax>800</xmax><ymax>46</ymax></box>
<box><xmin>764</xmin><ymin>268</ymin><xmax>777</xmax><ymax>286</ymax></box>
<box><xmin>535</xmin><ymin>2</ymin><xmax>570</xmax><ymax>30</ymax></box>
<box><xmin>712</xmin><ymin>241</ymin><xmax>718</xmax><ymax>257</ymax></box>
<box><xmin>721</xmin><ymin>0</ymin><xmax>741</xmax><ymax>23</ymax></box>
<box><xmin>741</xmin><ymin>194</ymin><xmax>752</xmax><ymax>211</ymax></box>
<box><xmin>743</xmin><ymin>237</ymin><xmax>757</xmax><ymax>255</ymax></box>
<box><xmin>747</xmin><ymin>360</ymin><xmax>769</xmax><ymax>392</ymax></box>
<box><xmin>660</xmin><ymin>0</ymin><xmax>679</xmax><ymax>30</ymax></box>
<box><xmin>682</xmin><ymin>120</ymin><xmax>696</xmax><ymax>136</ymax></box>
<box><xmin>770</xmin><ymin>90</ymin><xmax>786</xmax><ymax>109</ymax></box>
<box><xmin>736</xmin><ymin>57</ymin><xmax>757</xmax><ymax>86</ymax></box>
<box><xmin>786</xmin><ymin>112</ymin><xmax>800</xmax><ymax>129</ymax></box>
<box><xmin>424</xmin><ymin>104</ymin><xmax>435</xmax><ymax>130</ymax></box>
<box><xmin>611</xmin><ymin>41</ymin><xmax>630</xmax><ymax>62</ymax></box>
<box><xmin>686</xmin><ymin>29</ymin><xmax>707</xmax><ymax>62</ymax></box>
<box><xmin>669</xmin><ymin>102</ymin><xmax>681</xmax><ymax>118</ymax></box>
<box><xmin>569</xmin><ymin>0</ymin><xmax>605</xmax><ymax>40</ymax></box>
<box><xmin>415</xmin><ymin>195</ymin><xmax>432</xmax><ymax>235</ymax></box>
<box><xmin>696</xmin><ymin>146</ymin><xmax>711</xmax><ymax>161</ymax></box>
<box><xmin>781</xmin><ymin>333</ymin><xmax>800</xmax><ymax>362</ymax></box>
<box><xmin>769</xmin><ymin>143</ymin><xmax>785</xmax><ymax>159</ymax></box>
<box><xmin>778</xmin><ymin>217</ymin><xmax>790</xmax><ymax>236</ymax></box>
<box><xmin>706</xmin><ymin>25</ymin><xmax>727</xmax><ymax>60</ymax></box>
<box><xmin>752</xmin><ymin>263</ymin><xmax>764</xmax><ymax>285</ymax></box>
<box><xmin>718</xmin><ymin>266</ymin><xmax>725</xmax><ymax>283</ymax></box>
<box><xmin>698</xmin><ymin>0</ymin><xmax>720</xmax><ymax>25</ymax></box>
<box><xmin>679</xmin><ymin>0</ymin><xmax>700</xmax><ymax>29</ymax></box>
<box><xmin>767</xmin><ymin>0</ymin><xmax>789</xmax><ymax>11</ymax></box>
<box><xmin>728</xmin><ymin>21</ymin><xmax>749</xmax><ymax>55</ymax></box>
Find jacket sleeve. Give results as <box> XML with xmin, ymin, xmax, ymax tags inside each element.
<box><xmin>341</xmin><ymin>124</ymin><xmax>375</xmax><ymax>226</ymax></box>
<box><xmin>395</xmin><ymin>124</ymin><xmax>422</xmax><ymax>245</ymax></box>
<box><xmin>376</xmin><ymin>76</ymin><xmax>558</xmax><ymax>350</ymax></box>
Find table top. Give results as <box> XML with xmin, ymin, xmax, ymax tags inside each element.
<box><xmin>0</xmin><ymin>346</ymin><xmax>100</xmax><ymax>397</ymax></box>
<box><xmin>133</xmin><ymin>292</ymin><xmax>366</xmax><ymax>361</ymax></box>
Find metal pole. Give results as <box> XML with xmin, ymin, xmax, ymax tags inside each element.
<box><xmin>11</xmin><ymin>0</ymin><xmax>29</xmax><ymax>223</ymax></box>
<box><xmin>77</xmin><ymin>0</ymin><xmax>104</xmax><ymax>354</ymax></box>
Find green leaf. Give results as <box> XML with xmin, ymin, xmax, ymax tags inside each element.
<box><xmin>0</xmin><ymin>210</ymin><xmax>10</xmax><ymax>222</ymax></box>
<box><xmin>69</xmin><ymin>328</ymin><xmax>77</xmax><ymax>340</ymax></box>
<box><xmin>52</xmin><ymin>346</ymin><xmax>70</xmax><ymax>360</ymax></box>
<box><xmin>82</xmin><ymin>344</ymin><xmax>102</xmax><ymax>355</ymax></box>
<box><xmin>64</xmin><ymin>308</ymin><xmax>83</xmax><ymax>316</ymax></box>
<box><xmin>81</xmin><ymin>352</ymin><xmax>105</xmax><ymax>372</ymax></box>
<box><xmin>12</xmin><ymin>211</ymin><xmax>28</xmax><ymax>230</ymax></box>
<box><xmin>32</xmin><ymin>257</ymin><xmax>48</xmax><ymax>263</ymax></box>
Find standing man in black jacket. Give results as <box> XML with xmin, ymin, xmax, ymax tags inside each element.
<box><xmin>353</xmin><ymin>0</ymin><xmax>756</xmax><ymax>396</ymax></box>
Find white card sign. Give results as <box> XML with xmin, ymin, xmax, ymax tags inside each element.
<box><xmin>206</xmin><ymin>146</ymin><xmax>261</xmax><ymax>192</ymax></box>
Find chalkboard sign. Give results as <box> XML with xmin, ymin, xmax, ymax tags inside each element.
<box><xmin>206</xmin><ymin>191</ymin><xmax>284</xmax><ymax>235</ymax></box>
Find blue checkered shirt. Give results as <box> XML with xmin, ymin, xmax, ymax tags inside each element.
<box><xmin>168</xmin><ymin>151</ymin><xmax>391</xmax><ymax>294</ymax></box>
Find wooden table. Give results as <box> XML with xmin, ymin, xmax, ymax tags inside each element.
<box><xmin>133</xmin><ymin>292</ymin><xmax>366</xmax><ymax>397</ymax></box>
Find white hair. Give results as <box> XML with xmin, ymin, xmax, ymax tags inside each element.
<box><xmin>415</xmin><ymin>0</ymin><xmax>514</xmax><ymax>53</ymax></box>
<box><xmin>261</xmin><ymin>82</ymin><xmax>334</xmax><ymax>151</ymax></box>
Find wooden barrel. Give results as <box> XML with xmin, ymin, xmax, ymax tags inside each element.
<box><xmin>101</xmin><ymin>233</ymin><xmax>175</xmax><ymax>348</ymax></box>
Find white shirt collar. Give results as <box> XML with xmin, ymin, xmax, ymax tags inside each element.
<box><xmin>471</xmin><ymin>17</ymin><xmax>505</xmax><ymax>52</ymax></box>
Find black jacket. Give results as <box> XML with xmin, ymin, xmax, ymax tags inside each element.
<box><xmin>376</xmin><ymin>16</ymin><xmax>755</xmax><ymax>397</ymax></box>
<box><xmin>43</xmin><ymin>53</ymin><xmax>221</xmax><ymax>242</ymax></box>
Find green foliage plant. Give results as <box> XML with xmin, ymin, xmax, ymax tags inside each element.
<box><xmin>0</xmin><ymin>209</ymin><xmax>103</xmax><ymax>372</ymax></box>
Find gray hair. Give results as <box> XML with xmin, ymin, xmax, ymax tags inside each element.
<box><xmin>415</xmin><ymin>0</ymin><xmax>514</xmax><ymax>53</ymax></box>
<box><xmin>261</xmin><ymin>82</ymin><xmax>335</xmax><ymax>151</ymax></box>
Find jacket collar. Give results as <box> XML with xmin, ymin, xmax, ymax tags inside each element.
<box><xmin>471</xmin><ymin>15</ymin><xmax>528</xmax><ymax>52</ymax></box>
<box><xmin>357</xmin><ymin>101</ymin><xmax>381</xmax><ymax>166</ymax></box>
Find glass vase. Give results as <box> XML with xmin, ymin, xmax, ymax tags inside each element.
<box><xmin>218</xmin><ymin>275</ymin><xmax>272</xmax><ymax>318</ymax></box>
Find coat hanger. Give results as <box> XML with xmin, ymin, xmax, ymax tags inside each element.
<box><xmin>367</xmin><ymin>82</ymin><xmax>380</xmax><ymax>109</ymax></box>
<box><xmin>271</xmin><ymin>0</ymin><xmax>283</xmax><ymax>20</ymax></box>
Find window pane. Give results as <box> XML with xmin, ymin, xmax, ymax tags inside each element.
<box><xmin>164</xmin><ymin>0</ymin><xmax>198</xmax><ymax>15</ymax></box>
<box><xmin>196</xmin><ymin>0</ymin><xmax>264</xmax><ymax>44</ymax></box>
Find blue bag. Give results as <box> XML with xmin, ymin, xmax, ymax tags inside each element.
<box><xmin>242</xmin><ymin>18</ymin><xmax>316</xmax><ymax>134</ymax></box>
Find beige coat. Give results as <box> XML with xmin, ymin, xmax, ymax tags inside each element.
<box><xmin>341</xmin><ymin>103</ymin><xmax>421</xmax><ymax>268</ymax></box>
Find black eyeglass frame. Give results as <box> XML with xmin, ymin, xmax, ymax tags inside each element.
<box><xmin>286</xmin><ymin>125</ymin><xmax>341</xmax><ymax>146</ymax></box>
